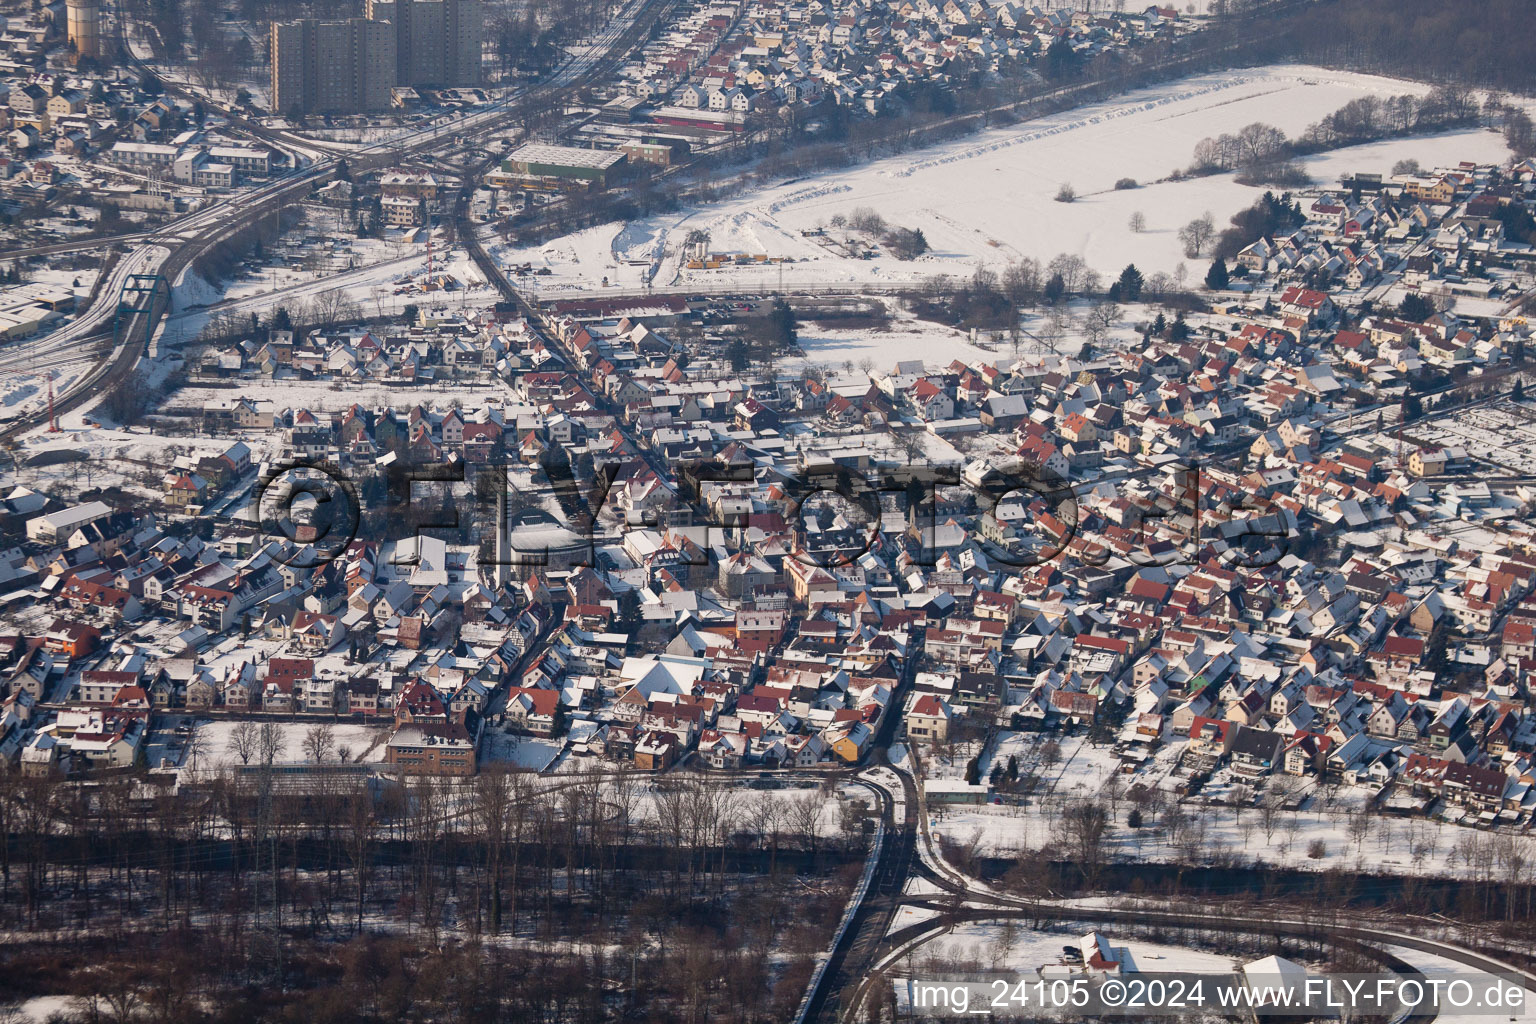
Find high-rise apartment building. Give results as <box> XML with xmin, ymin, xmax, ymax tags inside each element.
<box><xmin>366</xmin><ymin>0</ymin><xmax>481</xmax><ymax>88</ymax></box>
<box><xmin>270</xmin><ymin>0</ymin><xmax>477</xmax><ymax>116</ymax></box>
<box><xmin>270</xmin><ymin>18</ymin><xmax>396</xmax><ymax>115</ymax></box>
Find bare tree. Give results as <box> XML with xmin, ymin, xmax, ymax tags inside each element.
<box><xmin>1102</xmin><ymin>775</ymin><xmax>1124</xmax><ymax>820</ymax></box>
<box><xmin>229</xmin><ymin>720</ymin><xmax>259</xmax><ymax>765</ymax></box>
<box><xmin>1128</xmin><ymin>211</ymin><xmax>1146</xmax><ymax>233</ymax></box>
<box><xmin>1236</xmin><ymin>122</ymin><xmax>1287</xmax><ymax>165</ymax></box>
<box><xmin>896</xmin><ymin>430</ymin><xmax>927</xmax><ymax>465</ymax></box>
<box><xmin>1230</xmin><ymin>784</ymin><xmax>1252</xmax><ymax>824</ymax></box>
<box><xmin>1002</xmin><ymin>258</ymin><xmax>1041</xmax><ymax>306</ymax></box>
<box><xmin>313</xmin><ymin>288</ymin><xmax>362</xmax><ymax>326</ymax></box>
<box><xmin>1056</xmin><ymin>799</ymin><xmax>1110</xmax><ymax>887</ymax></box>
<box><xmin>1178</xmin><ymin>212</ymin><xmax>1215</xmax><ymax>258</ymax></box>
<box><xmin>1259</xmin><ymin>790</ymin><xmax>1285</xmax><ymax>844</ymax></box>
<box><xmin>303</xmin><ymin>722</ymin><xmax>337</xmax><ymax>763</ymax></box>
<box><xmin>787</xmin><ymin>790</ymin><xmax>827</xmax><ymax>858</ymax></box>
<box><xmin>183</xmin><ymin>725</ymin><xmax>210</xmax><ymax>771</ymax></box>
<box><xmin>1081</xmin><ymin>300</ymin><xmax>1121</xmax><ymax>350</ymax></box>
<box><xmin>257</xmin><ymin>721</ymin><xmax>287</xmax><ymax>765</ymax></box>
<box><xmin>1161</xmin><ymin>799</ymin><xmax>1185</xmax><ymax>849</ymax></box>
<box><xmin>1175</xmin><ymin>812</ymin><xmax>1209</xmax><ymax>866</ymax></box>
<box><xmin>1347</xmin><ymin>806</ymin><xmax>1373</xmax><ymax>855</ymax></box>
<box><xmin>1046</xmin><ymin>253</ymin><xmax>1088</xmax><ymax>293</ymax></box>
<box><xmin>1040</xmin><ymin>739</ymin><xmax>1062</xmax><ymax>773</ymax></box>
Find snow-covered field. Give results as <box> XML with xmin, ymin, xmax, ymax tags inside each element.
<box><xmin>798</xmin><ymin>318</ymin><xmax>1004</xmax><ymax>370</ymax></box>
<box><xmin>926</xmin><ymin>734</ymin><xmax>1509</xmax><ymax>882</ymax></box>
<box><xmin>164</xmin><ymin>380</ymin><xmax>514</xmax><ymax>415</ymax></box>
<box><xmin>482</xmin><ymin>730</ymin><xmax>564</xmax><ymax>771</ymax></box>
<box><xmin>906</xmin><ymin>919</ymin><xmax>1240</xmax><ymax>973</ymax></box>
<box><xmin>192</xmin><ymin>718</ymin><xmax>391</xmax><ymax>767</ymax></box>
<box><xmin>499</xmin><ymin>66</ymin><xmax>1513</xmax><ymax>298</ymax></box>
<box><xmin>160</xmin><ymin>236</ymin><xmax>494</xmax><ymax>350</ymax></box>
<box><xmin>6</xmin><ymin>427</ymin><xmax>275</xmax><ymax>506</ymax></box>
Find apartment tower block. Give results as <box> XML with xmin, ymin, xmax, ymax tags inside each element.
<box><xmin>270</xmin><ymin>18</ymin><xmax>396</xmax><ymax>115</ymax></box>
<box><xmin>367</xmin><ymin>0</ymin><xmax>482</xmax><ymax>89</ymax></box>
<box><xmin>271</xmin><ymin>0</ymin><xmax>478</xmax><ymax>116</ymax></box>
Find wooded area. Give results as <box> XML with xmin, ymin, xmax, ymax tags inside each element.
<box><xmin>0</xmin><ymin>769</ymin><xmax>863</xmax><ymax>1023</ymax></box>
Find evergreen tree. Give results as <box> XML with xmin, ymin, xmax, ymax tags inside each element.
<box><xmin>965</xmin><ymin>756</ymin><xmax>981</xmax><ymax>786</ymax></box>
<box><xmin>1204</xmin><ymin>257</ymin><xmax>1230</xmax><ymax>290</ymax></box>
<box><xmin>1044</xmin><ymin>35</ymin><xmax>1082</xmax><ymax>79</ymax></box>
<box><xmin>618</xmin><ymin>588</ymin><xmax>642</xmax><ymax>634</ymax></box>
<box><xmin>754</xmin><ymin>298</ymin><xmax>797</xmax><ymax>355</ymax></box>
<box><xmin>1169</xmin><ymin>312</ymin><xmax>1190</xmax><ymax>342</ymax></box>
<box><xmin>1043</xmin><ymin>272</ymin><xmax>1066</xmax><ymax>305</ymax></box>
<box><xmin>1116</xmin><ymin>263</ymin><xmax>1144</xmax><ymax>302</ymax></box>
<box><xmin>887</xmin><ymin>227</ymin><xmax>928</xmax><ymax>260</ymax></box>
<box><xmin>1399</xmin><ymin>292</ymin><xmax>1435</xmax><ymax>321</ymax></box>
<box><xmin>727</xmin><ymin>335</ymin><xmax>752</xmax><ymax>372</ymax></box>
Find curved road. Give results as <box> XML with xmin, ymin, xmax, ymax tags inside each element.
<box><xmin>2</xmin><ymin>0</ymin><xmax>677</xmax><ymax>442</ymax></box>
<box><xmin>808</xmin><ymin>761</ymin><xmax>1536</xmax><ymax>1024</ymax></box>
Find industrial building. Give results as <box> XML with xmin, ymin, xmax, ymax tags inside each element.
<box><xmin>496</xmin><ymin>144</ymin><xmax>626</xmax><ymax>190</ymax></box>
<box><xmin>620</xmin><ymin>141</ymin><xmax>674</xmax><ymax>167</ymax></box>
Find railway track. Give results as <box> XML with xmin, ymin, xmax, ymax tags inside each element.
<box><xmin>2</xmin><ymin>0</ymin><xmax>675</xmax><ymax>446</ymax></box>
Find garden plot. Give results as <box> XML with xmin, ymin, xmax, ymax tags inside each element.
<box><xmin>1410</xmin><ymin>400</ymin><xmax>1536</xmax><ymax>476</ymax></box>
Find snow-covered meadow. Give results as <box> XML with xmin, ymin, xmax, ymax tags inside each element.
<box><xmin>191</xmin><ymin>718</ymin><xmax>392</xmax><ymax>767</ymax></box>
<box><xmin>923</xmin><ymin>733</ymin><xmax>1520</xmax><ymax>883</ymax></box>
<box><xmin>500</xmin><ymin>65</ymin><xmax>1514</xmax><ymax>298</ymax></box>
<box><xmin>904</xmin><ymin>919</ymin><xmax>1241</xmax><ymax>974</ymax></box>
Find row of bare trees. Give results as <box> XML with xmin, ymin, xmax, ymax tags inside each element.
<box><xmin>0</xmin><ymin>769</ymin><xmax>861</xmax><ymax>1021</ymax></box>
<box><xmin>976</xmin><ymin>786</ymin><xmax>1536</xmax><ymax>950</ymax></box>
<box><xmin>1187</xmin><ymin>88</ymin><xmax>1483</xmax><ymax>186</ymax></box>
<box><xmin>0</xmin><ymin>883</ymin><xmax>824</xmax><ymax>1024</ymax></box>
<box><xmin>0</xmin><ymin>769</ymin><xmax>862</xmax><ymax>939</ymax></box>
